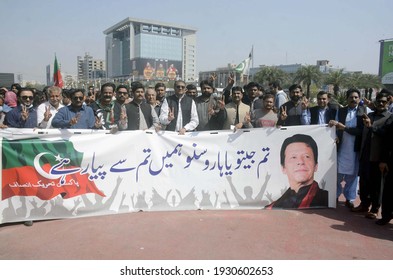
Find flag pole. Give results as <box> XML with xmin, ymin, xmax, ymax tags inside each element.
<box><xmin>251</xmin><ymin>45</ymin><xmax>254</xmax><ymax>68</ymax></box>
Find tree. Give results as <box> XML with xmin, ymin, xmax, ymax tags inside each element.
<box><xmin>346</xmin><ymin>73</ymin><xmax>382</xmax><ymax>90</ymax></box>
<box><xmin>324</xmin><ymin>69</ymin><xmax>348</xmax><ymax>96</ymax></box>
<box><xmin>253</xmin><ymin>66</ymin><xmax>287</xmax><ymax>87</ymax></box>
<box><xmin>293</xmin><ymin>65</ymin><xmax>322</xmax><ymax>98</ymax></box>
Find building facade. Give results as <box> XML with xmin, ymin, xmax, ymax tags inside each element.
<box><xmin>0</xmin><ymin>73</ymin><xmax>14</xmax><ymax>88</ymax></box>
<box><xmin>77</xmin><ymin>53</ymin><xmax>106</xmax><ymax>82</ymax></box>
<box><xmin>103</xmin><ymin>17</ymin><xmax>197</xmax><ymax>83</ymax></box>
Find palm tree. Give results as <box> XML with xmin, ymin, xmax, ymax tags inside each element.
<box><xmin>253</xmin><ymin>66</ymin><xmax>288</xmax><ymax>86</ymax></box>
<box><xmin>293</xmin><ymin>65</ymin><xmax>322</xmax><ymax>98</ymax></box>
<box><xmin>345</xmin><ymin>72</ymin><xmax>363</xmax><ymax>89</ymax></box>
<box><xmin>324</xmin><ymin>69</ymin><xmax>348</xmax><ymax>96</ymax></box>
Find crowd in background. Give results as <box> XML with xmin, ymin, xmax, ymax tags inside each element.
<box><xmin>1</xmin><ymin>78</ymin><xmax>393</xmax><ymax>226</ymax></box>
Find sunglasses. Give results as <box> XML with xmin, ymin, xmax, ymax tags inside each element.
<box><xmin>21</xmin><ymin>96</ymin><xmax>34</xmax><ymax>100</ymax></box>
<box><xmin>72</xmin><ymin>96</ymin><xmax>84</xmax><ymax>101</ymax></box>
<box><xmin>117</xmin><ymin>91</ymin><xmax>128</xmax><ymax>95</ymax></box>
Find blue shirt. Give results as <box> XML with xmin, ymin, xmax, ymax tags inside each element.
<box><xmin>5</xmin><ymin>105</ymin><xmax>37</xmax><ymax>128</ymax></box>
<box><xmin>301</xmin><ymin>107</ymin><xmax>328</xmax><ymax>125</ymax></box>
<box><xmin>52</xmin><ymin>104</ymin><xmax>96</xmax><ymax>129</ymax></box>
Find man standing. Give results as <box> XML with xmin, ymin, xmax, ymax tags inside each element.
<box><xmin>113</xmin><ymin>85</ymin><xmax>130</xmax><ymax>130</ymax></box>
<box><xmin>354</xmin><ymin>92</ymin><xmax>391</xmax><ymax>218</ymax></box>
<box><xmin>277</xmin><ymin>84</ymin><xmax>305</xmax><ymax>126</ymax></box>
<box><xmin>5</xmin><ymin>87</ymin><xmax>37</xmax><ymax>128</ymax></box>
<box><xmin>186</xmin><ymin>84</ymin><xmax>198</xmax><ymax>100</ymax></box>
<box><xmin>145</xmin><ymin>87</ymin><xmax>161</xmax><ymax>116</ymax></box>
<box><xmin>373</xmin><ymin>114</ymin><xmax>393</xmax><ymax>225</ymax></box>
<box><xmin>329</xmin><ymin>88</ymin><xmax>368</xmax><ymax>208</ymax></box>
<box><xmin>37</xmin><ymin>86</ymin><xmax>64</xmax><ymax>128</ymax></box>
<box><xmin>159</xmin><ymin>80</ymin><xmax>199</xmax><ymax>135</ymax></box>
<box><xmin>120</xmin><ymin>82</ymin><xmax>160</xmax><ymax>131</ymax></box>
<box><xmin>52</xmin><ymin>89</ymin><xmax>98</xmax><ymax>129</ymax></box>
<box><xmin>194</xmin><ymin>80</ymin><xmax>225</xmax><ymax>131</ymax></box>
<box><xmin>245</xmin><ymin>82</ymin><xmax>263</xmax><ymax>112</ymax></box>
<box><xmin>269</xmin><ymin>81</ymin><xmax>288</xmax><ymax>110</ymax></box>
<box><xmin>89</xmin><ymin>82</ymin><xmax>116</xmax><ymax>130</ymax></box>
<box><xmin>152</xmin><ymin>82</ymin><xmax>167</xmax><ymax>116</ymax></box>
<box><xmin>301</xmin><ymin>91</ymin><xmax>337</xmax><ymax>125</ymax></box>
<box><xmin>252</xmin><ymin>94</ymin><xmax>278</xmax><ymax>127</ymax></box>
<box><xmin>223</xmin><ymin>86</ymin><xmax>252</xmax><ymax>130</ymax></box>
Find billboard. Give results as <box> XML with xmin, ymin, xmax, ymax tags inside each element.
<box><xmin>130</xmin><ymin>58</ymin><xmax>182</xmax><ymax>81</ymax></box>
<box><xmin>380</xmin><ymin>39</ymin><xmax>393</xmax><ymax>85</ymax></box>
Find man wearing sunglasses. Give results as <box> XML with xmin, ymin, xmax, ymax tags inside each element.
<box><xmin>5</xmin><ymin>87</ymin><xmax>38</xmax><ymax>128</ymax></box>
<box><xmin>52</xmin><ymin>89</ymin><xmax>98</xmax><ymax>129</ymax></box>
<box><xmin>159</xmin><ymin>80</ymin><xmax>199</xmax><ymax>135</ymax></box>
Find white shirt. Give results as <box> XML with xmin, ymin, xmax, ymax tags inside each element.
<box><xmin>37</xmin><ymin>101</ymin><xmax>64</xmax><ymax>128</ymax></box>
<box><xmin>337</xmin><ymin>106</ymin><xmax>359</xmax><ymax>175</ymax></box>
<box><xmin>159</xmin><ymin>95</ymin><xmax>199</xmax><ymax>131</ymax></box>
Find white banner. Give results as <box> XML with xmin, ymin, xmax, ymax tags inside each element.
<box><xmin>1</xmin><ymin>126</ymin><xmax>337</xmax><ymax>224</ymax></box>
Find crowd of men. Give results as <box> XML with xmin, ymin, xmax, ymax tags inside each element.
<box><xmin>1</xmin><ymin>79</ymin><xmax>393</xmax><ymax>226</ymax></box>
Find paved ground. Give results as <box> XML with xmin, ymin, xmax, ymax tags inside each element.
<box><xmin>0</xmin><ymin>198</ymin><xmax>392</xmax><ymax>260</ymax></box>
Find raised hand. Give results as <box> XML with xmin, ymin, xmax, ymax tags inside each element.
<box><xmin>244</xmin><ymin>111</ymin><xmax>251</xmax><ymax>124</ymax></box>
<box><xmin>43</xmin><ymin>105</ymin><xmax>52</xmax><ymax>122</ymax></box>
<box><xmin>217</xmin><ymin>95</ymin><xmax>225</xmax><ymax>110</ymax></box>
<box><xmin>301</xmin><ymin>96</ymin><xmax>309</xmax><ymax>110</ymax></box>
<box><xmin>362</xmin><ymin>113</ymin><xmax>371</xmax><ymax>128</ymax></box>
<box><xmin>168</xmin><ymin>107</ymin><xmax>175</xmax><ymax>121</ymax></box>
<box><xmin>70</xmin><ymin>112</ymin><xmax>80</xmax><ymax>126</ymax></box>
<box><xmin>280</xmin><ymin>106</ymin><xmax>287</xmax><ymax>120</ymax></box>
<box><xmin>207</xmin><ymin>103</ymin><xmax>215</xmax><ymax>116</ymax></box>
<box><xmin>209</xmin><ymin>72</ymin><xmax>217</xmax><ymax>82</ymax></box>
<box><xmin>228</xmin><ymin>73</ymin><xmax>235</xmax><ymax>86</ymax></box>
<box><xmin>21</xmin><ymin>105</ymin><xmax>29</xmax><ymax>121</ymax></box>
<box><xmin>94</xmin><ymin>115</ymin><xmax>102</xmax><ymax>128</ymax></box>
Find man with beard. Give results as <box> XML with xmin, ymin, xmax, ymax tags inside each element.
<box><xmin>223</xmin><ymin>86</ymin><xmax>252</xmax><ymax>130</ymax></box>
<box><xmin>113</xmin><ymin>85</ymin><xmax>130</xmax><ymax>130</ymax></box>
<box><xmin>329</xmin><ymin>88</ymin><xmax>369</xmax><ymax>209</ymax></box>
<box><xmin>354</xmin><ymin>92</ymin><xmax>391</xmax><ymax>218</ymax></box>
<box><xmin>89</xmin><ymin>82</ymin><xmax>116</xmax><ymax>130</ymax></box>
<box><xmin>5</xmin><ymin>87</ymin><xmax>37</xmax><ymax>128</ymax></box>
<box><xmin>277</xmin><ymin>84</ymin><xmax>306</xmax><ymax>126</ymax></box>
<box><xmin>120</xmin><ymin>82</ymin><xmax>160</xmax><ymax>131</ymax></box>
<box><xmin>154</xmin><ymin>82</ymin><xmax>167</xmax><ymax>116</ymax></box>
<box><xmin>37</xmin><ymin>86</ymin><xmax>64</xmax><ymax>128</ymax></box>
<box><xmin>194</xmin><ymin>80</ymin><xmax>226</xmax><ymax>131</ymax></box>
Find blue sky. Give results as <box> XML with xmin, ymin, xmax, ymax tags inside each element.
<box><xmin>0</xmin><ymin>0</ymin><xmax>392</xmax><ymax>83</ymax></box>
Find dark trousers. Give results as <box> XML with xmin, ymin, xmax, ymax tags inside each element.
<box><xmin>358</xmin><ymin>161</ymin><xmax>382</xmax><ymax>211</ymax></box>
<box><xmin>381</xmin><ymin>166</ymin><xmax>393</xmax><ymax>219</ymax></box>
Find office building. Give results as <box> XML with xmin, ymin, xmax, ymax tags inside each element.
<box><xmin>77</xmin><ymin>53</ymin><xmax>106</xmax><ymax>81</ymax></box>
<box><xmin>103</xmin><ymin>17</ymin><xmax>197</xmax><ymax>82</ymax></box>
<box><xmin>0</xmin><ymin>73</ymin><xmax>14</xmax><ymax>88</ymax></box>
